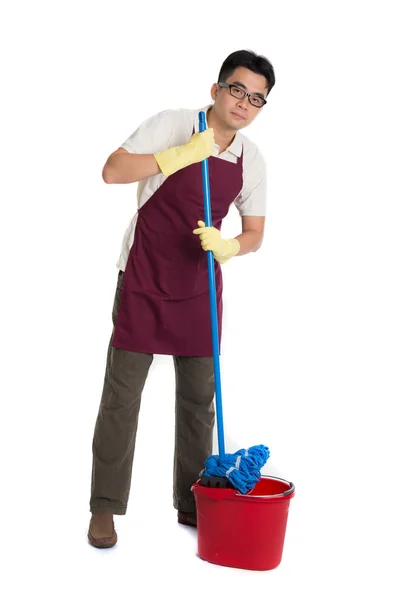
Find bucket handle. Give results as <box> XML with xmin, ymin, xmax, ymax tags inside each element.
<box><xmin>235</xmin><ymin>476</ymin><xmax>295</xmax><ymax>498</ymax></box>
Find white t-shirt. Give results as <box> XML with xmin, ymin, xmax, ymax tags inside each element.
<box><xmin>116</xmin><ymin>105</ymin><xmax>266</xmax><ymax>272</ymax></box>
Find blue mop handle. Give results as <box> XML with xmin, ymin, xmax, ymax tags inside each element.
<box><xmin>198</xmin><ymin>111</ymin><xmax>225</xmax><ymax>458</ymax></box>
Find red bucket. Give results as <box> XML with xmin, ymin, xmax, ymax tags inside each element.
<box><xmin>192</xmin><ymin>475</ymin><xmax>295</xmax><ymax>571</ymax></box>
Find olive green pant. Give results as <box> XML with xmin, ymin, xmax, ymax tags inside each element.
<box><xmin>90</xmin><ymin>270</ymin><xmax>215</xmax><ymax>515</ymax></box>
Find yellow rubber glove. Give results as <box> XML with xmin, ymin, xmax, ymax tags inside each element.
<box><xmin>154</xmin><ymin>129</ymin><xmax>215</xmax><ymax>178</ymax></box>
<box><xmin>193</xmin><ymin>221</ymin><xmax>240</xmax><ymax>264</ymax></box>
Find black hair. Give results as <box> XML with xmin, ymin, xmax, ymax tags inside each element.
<box><xmin>217</xmin><ymin>49</ymin><xmax>275</xmax><ymax>95</ymax></box>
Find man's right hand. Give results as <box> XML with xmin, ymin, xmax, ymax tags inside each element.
<box><xmin>154</xmin><ymin>128</ymin><xmax>215</xmax><ymax>178</ymax></box>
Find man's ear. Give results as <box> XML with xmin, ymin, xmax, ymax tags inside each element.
<box><xmin>210</xmin><ymin>83</ymin><xmax>219</xmax><ymax>101</ymax></box>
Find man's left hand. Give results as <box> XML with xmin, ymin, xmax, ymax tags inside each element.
<box><xmin>193</xmin><ymin>220</ymin><xmax>240</xmax><ymax>264</ymax></box>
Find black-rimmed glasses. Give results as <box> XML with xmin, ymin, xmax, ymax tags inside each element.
<box><xmin>218</xmin><ymin>82</ymin><xmax>267</xmax><ymax>108</ymax></box>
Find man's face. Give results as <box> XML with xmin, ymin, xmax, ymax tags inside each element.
<box><xmin>210</xmin><ymin>66</ymin><xmax>268</xmax><ymax>131</ymax></box>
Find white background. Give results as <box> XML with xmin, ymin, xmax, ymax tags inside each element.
<box><xmin>1</xmin><ymin>1</ymin><xmax>399</xmax><ymax>598</ymax></box>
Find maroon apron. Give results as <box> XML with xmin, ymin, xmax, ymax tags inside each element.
<box><xmin>112</xmin><ymin>147</ymin><xmax>243</xmax><ymax>356</ymax></box>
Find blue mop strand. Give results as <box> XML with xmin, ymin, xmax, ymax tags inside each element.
<box><xmin>198</xmin><ymin>111</ymin><xmax>270</xmax><ymax>494</ymax></box>
<box><xmin>202</xmin><ymin>445</ymin><xmax>270</xmax><ymax>495</ymax></box>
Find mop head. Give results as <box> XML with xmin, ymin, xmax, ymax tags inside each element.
<box><xmin>201</xmin><ymin>444</ymin><xmax>270</xmax><ymax>494</ymax></box>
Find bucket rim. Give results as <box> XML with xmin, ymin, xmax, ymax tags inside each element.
<box><xmin>235</xmin><ymin>475</ymin><xmax>295</xmax><ymax>499</ymax></box>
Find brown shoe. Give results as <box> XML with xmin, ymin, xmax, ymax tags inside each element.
<box><xmin>177</xmin><ymin>510</ymin><xmax>197</xmax><ymax>527</ymax></box>
<box><xmin>88</xmin><ymin>511</ymin><xmax>118</xmax><ymax>548</ymax></box>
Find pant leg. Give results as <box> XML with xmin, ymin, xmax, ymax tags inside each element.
<box><xmin>90</xmin><ymin>270</ymin><xmax>153</xmax><ymax>515</ymax></box>
<box><xmin>172</xmin><ymin>355</ymin><xmax>215</xmax><ymax>512</ymax></box>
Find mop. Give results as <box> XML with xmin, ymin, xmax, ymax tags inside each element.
<box><xmin>197</xmin><ymin>111</ymin><xmax>270</xmax><ymax>495</ymax></box>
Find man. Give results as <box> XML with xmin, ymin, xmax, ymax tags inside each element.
<box><xmin>88</xmin><ymin>49</ymin><xmax>275</xmax><ymax>548</ymax></box>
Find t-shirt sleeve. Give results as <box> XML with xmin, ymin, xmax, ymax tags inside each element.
<box><xmin>119</xmin><ymin>109</ymin><xmax>177</xmax><ymax>155</ymax></box>
<box><xmin>234</xmin><ymin>147</ymin><xmax>267</xmax><ymax>217</ymax></box>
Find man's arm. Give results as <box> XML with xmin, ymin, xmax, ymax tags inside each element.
<box><xmin>235</xmin><ymin>216</ymin><xmax>265</xmax><ymax>255</ymax></box>
<box><xmin>102</xmin><ymin>126</ymin><xmax>215</xmax><ymax>185</ymax></box>
<box><xmin>102</xmin><ymin>148</ymin><xmax>161</xmax><ymax>184</ymax></box>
